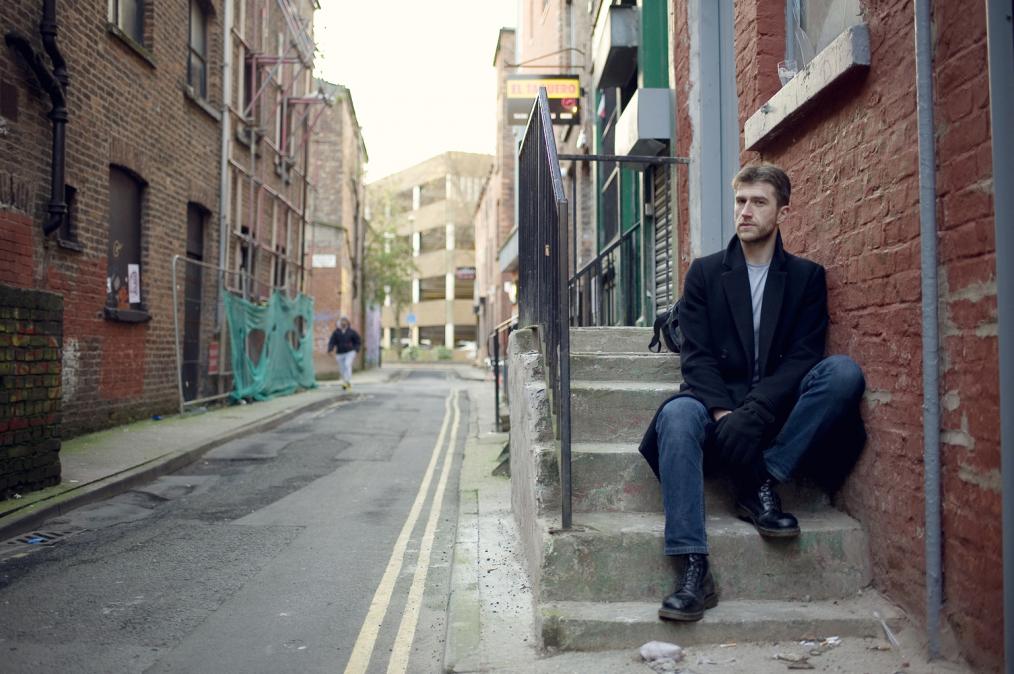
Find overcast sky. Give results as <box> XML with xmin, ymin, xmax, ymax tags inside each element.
<box><xmin>314</xmin><ymin>1</ymin><xmax>518</xmax><ymax>183</ymax></box>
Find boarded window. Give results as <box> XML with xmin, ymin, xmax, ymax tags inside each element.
<box><xmin>188</xmin><ymin>0</ymin><xmax>208</xmax><ymax>98</ymax></box>
<box><xmin>107</xmin><ymin>166</ymin><xmax>144</xmax><ymax>309</ymax></box>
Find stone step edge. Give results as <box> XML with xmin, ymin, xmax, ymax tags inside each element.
<box><xmin>540</xmin><ymin>596</ymin><xmax>904</xmax><ymax>651</ymax></box>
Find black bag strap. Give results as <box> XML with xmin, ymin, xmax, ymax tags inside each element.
<box><xmin>649</xmin><ymin>313</ymin><xmax>666</xmax><ymax>353</ymax></box>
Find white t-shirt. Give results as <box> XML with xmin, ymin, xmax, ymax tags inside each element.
<box><xmin>747</xmin><ymin>262</ymin><xmax>770</xmax><ymax>381</ymax></box>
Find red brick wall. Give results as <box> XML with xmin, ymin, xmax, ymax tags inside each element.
<box><xmin>0</xmin><ymin>211</ymin><xmax>35</xmax><ymax>288</ymax></box>
<box><xmin>714</xmin><ymin>1</ymin><xmax>1000</xmax><ymax>669</ymax></box>
<box><xmin>1</xmin><ymin>0</ymin><xmax>223</xmax><ymax>436</ymax></box>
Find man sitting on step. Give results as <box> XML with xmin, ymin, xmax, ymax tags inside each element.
<box><xmin>638</xmin><ymin>163</ymin><xmax>866</xmax><ymax>622</ymax></box>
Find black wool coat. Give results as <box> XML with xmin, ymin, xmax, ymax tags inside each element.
<box><xmin>638</xmin><ymin>233</ymin><xmax>831</xmax><ymax>480</ymax></box>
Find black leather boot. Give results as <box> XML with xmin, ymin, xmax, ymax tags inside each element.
<box><xmin>735</xmin><ymin>478</ymin><xmax>800</xmax><ymax>538</ymax></box>
<box><xmin>658</xmin><ymin>553</ymin><xmax>718</xmax><ymax>621</ymax></box>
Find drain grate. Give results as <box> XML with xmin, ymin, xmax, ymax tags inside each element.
<box><xmin>0</xmin><ymin>528</ymin><xmax>83</xmax><ymax>560</ymax></box>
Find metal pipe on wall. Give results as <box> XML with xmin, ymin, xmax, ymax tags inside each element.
<box><xmin>984</xmin><ymin>1</ymin><xmax>1014</xmax><ymax>670</ymax></box>
<box><xmin>218</xmin><ymin>0</ymin><xmax>234</xmax><ymax>329</ymax></box>
<box><xmin>914</xmin><ymin>0</ymin><xmax>943</xmax><ymax>659</ymax></box>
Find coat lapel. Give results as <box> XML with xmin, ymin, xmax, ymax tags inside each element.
<box><xmin>721</xmin><ymin>239</ymin><xmax>755</xmax><ymax>374</ymax></box>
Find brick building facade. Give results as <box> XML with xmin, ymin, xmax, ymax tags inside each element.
<box><xmin>474</xmin><ymin>29</ymin><xmax>518</xmax><ymax>364</ymax></box>
<box><xmin>1</xmin><ymin>0</ymin><xmax>224</xmax><ymax>436</ymax></box>
<box><xmin>668</xmin><ymin>1</ymin><xmax>1003</xmax><ymax>669</ymax></box>
<box><xmin>1</xmin><ymin>0</ymin><xmax>325</xmax><ymax>446</ymax></box>
<box><xmin>305</xmin><ymin>80</ymin><xmax>367</xmax><ymax>377</ymax></box>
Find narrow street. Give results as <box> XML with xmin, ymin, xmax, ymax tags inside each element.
<box><xmin>0</xmin><ymin>370</ymin><xmax>477</xmax><ymax>674</ymax></box>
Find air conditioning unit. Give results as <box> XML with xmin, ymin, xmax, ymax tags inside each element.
<box><xmin>615</xmin><ymin>88</ymin><xmax>672</xmax><ymax>157</ymax></box>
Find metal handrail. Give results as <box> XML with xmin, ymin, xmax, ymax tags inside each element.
<box><xmin>570</xmin><ymin>220</ymin><xmax>638</xmax><ymax>284</ymax></box>
<box><xmin>487</xmin><ymin>315</ymin><xmax>517</xmax><ymax>433</ymax></box>
<box><xmin>518</xmin><ymin>88</ymin><xmax>573</xmax><ymax>529</ymax></box>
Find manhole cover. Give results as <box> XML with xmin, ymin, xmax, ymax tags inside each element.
<box><xmin>0</xmin><ymin>528</ymin><xmax>84</xmax><ymax>560</ymax></box>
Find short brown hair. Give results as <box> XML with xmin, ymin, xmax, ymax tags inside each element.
<box><xmin>732</xmin><ymin>164</ymin><xmax>791</xmax><ymax>207</ymax></box>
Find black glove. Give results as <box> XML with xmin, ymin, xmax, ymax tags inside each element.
<box><xmin>712</xmin><ymin>400</ymin><xmax>776</xmax><ymax>469</ymax></box>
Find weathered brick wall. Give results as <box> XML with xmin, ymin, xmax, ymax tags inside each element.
<box><xmin>0</xmin><ymin>283</ymin><xmax>62</xmax><ymax>497</ymax></box>
<box><xmin>719</xmin><ymin>1</ymin><xmax>1000</xmax><ymax>669</ymax></box>
<box><xmin>1</xmin><ymin>0</ymin><xmax>223</xmax><ymax>436</ymax></box>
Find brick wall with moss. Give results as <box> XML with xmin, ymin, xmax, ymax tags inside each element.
<box><xmin>0</xmin><ymin>283</ymin><xmax>62</xmax><ymax>497</ymax></box>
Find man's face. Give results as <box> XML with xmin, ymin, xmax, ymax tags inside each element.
<box><xmin>339</xmin><ymin>319</ymin><xmax>349</xmax><ymax>330</ymax></box>
<box><xmin>734</xmin><ymin>181</ymin><xmax>788</xmax><ymax>245</ymax></box>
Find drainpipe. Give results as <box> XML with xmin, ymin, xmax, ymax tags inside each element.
<box><xmin>984</xmin><ymin>1</ymin><xmax>1014</xmax><ymax>670</ymax></box>
<box><xmin>5</xmin><ymin>0</ymin><xmax>68</xmax><ymax>236</ymax></box>
<box><xmin>218</xmin><ymin>0</ymin><xmax>234</xmax><ymax>328</ymax></box>
<box><xmin>914</xmin><ymin>0</ymin><xmax>942</xmax><ymax>659</ymax></box>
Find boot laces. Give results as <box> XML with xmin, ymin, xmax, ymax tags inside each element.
<box><xmin>681</xmin><ymin>555</ymin><xmax>704</xmax><ymax>590</ymax></box>
<box><xmin>759</xmin><ymin>479</ymin><xmax>782</xmax><ymax>511</ymax></box>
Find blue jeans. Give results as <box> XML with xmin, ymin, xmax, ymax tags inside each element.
<box><xmin>655</xmin><ymin>355</ymin><xmax>865</xmax><ymax>555</ymax></box>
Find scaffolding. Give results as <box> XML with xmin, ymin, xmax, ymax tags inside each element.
<box><xmin>223</xmin><ymin>0</ymin><xmax>328</xmax><ymax>302</ymax></box>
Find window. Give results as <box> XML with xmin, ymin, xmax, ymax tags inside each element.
<box><xmin>188</xmin><ymin>0</ymin><xmax>208</xmax><ymax>98</ymax></box>
<box><xmin>419</xmin><ymin>227</ymin><xmax>446</xmax><ymax>254</ymax></box>
<box><xmin>107</xmin><ymin>167</ymin><xmax>144</xmax><ymax>310</ymax></box>
<box><xmin>109</xmin><ymin>0</ymin><xmax>144</xmax><ymax>45</ymax></box>
<box><xmin>786</xmin><ymin>0</ymin><xmax>863</xmax><ymax>68</ymax></box>
<box><xmin>454</xmin><ymin>277</ymin><xmax>474</xmax><ymax>300</ymax></box>
<box><xmin>454</xmin><ymin>223</ymin><xmax>475</xmax><ymax>250</ymax></box>
<box><xmin>418</xmin><ymin>325</ymin><xmax>445</xmax><ymax>347</ymax></box>
<box><xmin>418</xmin><ymin>176</ymin><xmax>446</xmax><ymax>208</ymax></box>
<box><xmin>273</xmin><ymin>245</ymin><xmax>288</xmax><ymax>289</ymax></box>
<box><xmin>419</xmin><ymin>276</ymin><xmax>446</xmax><ymax>301</ymax></box>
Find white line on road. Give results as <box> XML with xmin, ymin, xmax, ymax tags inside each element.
<box><xmin>386</xmin><ymin>390</ymin><xmax>462</xmax><ymax>674</ymax></box>
<box><xmin>342</xmin><ymin>392</ymin><xmax>454</xmax><ymax>674</ymax></box>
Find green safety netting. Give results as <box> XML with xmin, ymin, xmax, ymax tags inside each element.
<box><xmin>223</xmin><ymin>290</ymin><xmax>317</xmax><ymax>401</ymax></box>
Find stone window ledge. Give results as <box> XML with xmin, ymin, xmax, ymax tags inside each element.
<box><xmin>103</xmin><ymin>306</ymin><xmax>152</xmax><ymax>323</ymax></box>
<box><xmin>744</xmin><ymin>23</ymin><xmax>870</xmax><ymax>151</ymax></box>
<box><xmin>56</xmin><ymin>237</ymin><xmax>84</xmax><ymax>253</ymax></box>
<box><xmin>106</xmin><ymin>23</ymin><xmax>157</xmax><ymax>69</ymax></box>
<box><xmin>184</xmin><ymin>86</ymin><xmax>222</xmax><ymax>122</ymax></box>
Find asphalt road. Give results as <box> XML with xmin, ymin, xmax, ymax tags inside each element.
<box><xmin>0</xmin><ymin>369</ymin><xmax>472</xmax><ymax>674</ymax></box>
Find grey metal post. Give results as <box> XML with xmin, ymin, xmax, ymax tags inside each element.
<box><xmin>558</xmin><ymin>198</ymin><xmax>573</xmax><ymax>530</ymax></box>
<box><xmin>171</xmin><ymin>256</ymin><xmax>186</xmax><ymax>416</ymax></box>
<box><xmin>914</xmin><ymin>0</ymin><xmax>942</xmax><ymax>659</ymax></box>
<box><xmin>985</xmin><ymin>1</ymin><xmax>1014</xmax><ymax>671</ymax></box>
<box><xmin>493</xmin><ymin>331</ymin><xmax>501</xmax><ymax>433</ymax></box>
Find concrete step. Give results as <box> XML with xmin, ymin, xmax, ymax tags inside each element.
<box><xmin>569</xmin><ymin>442</ymin><xmax>831</xmax><ymax>514</ymax></box>
<box><xmin>540</xmin><ymin>595</ymin><xmax>902</xmax><ymax>651</ymax></box>
<box><xmin>570</xmin><ymin>352</ymin><xmax>682</xmax><ymax>382</ymax></box>
<box><xmin>570</xmin><ymin>327</ymin><xmax>657</xmax><ymax>354</ymax></box>
<box><xmin>570</xmin><ymin>380</ymin><xmax>677</xmax><ymax>443</ymax></box>
<box><xmin>538</xmin><ymin>510</ymin><xmax>870</xmax><ymax>603</ymax></box>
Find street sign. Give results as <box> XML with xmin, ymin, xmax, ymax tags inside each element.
<box><xmin>506</xmin><ymin>74</ymin><xmax>581</xmax><ymax>126</ymax></box>
<box><xmin>208</xmin><ymin>340</ymin><xmax>219</xmax><ymax>375</ymax></box>
<box><xmin>455</xmin><ymin>266</ymin><xmax>476</xmax><ymax>280</ymax></box>
<box><xmin>406</xmin><ymin>313</ymin><xmax>417</xmax><ymax>326</ymax></box>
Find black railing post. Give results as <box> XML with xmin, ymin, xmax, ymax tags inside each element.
<box><xmin>492</xmin><ymin>330</ymin><xmax>501</xmax><ymax>433</ymax></box>
<box><xmin>518</xmin><ymin>88</ymin><xmax>571</xmax><ymax>529</ymax></box>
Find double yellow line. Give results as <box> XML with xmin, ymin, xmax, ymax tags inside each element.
<box><xmin>343</xmin><ymin>390</ymin><xmax>462</xmax><ymax>674</ymax></box>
